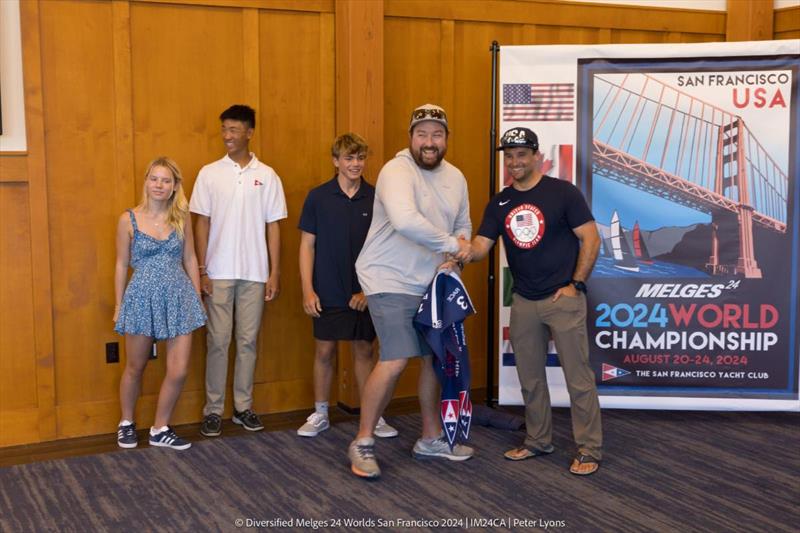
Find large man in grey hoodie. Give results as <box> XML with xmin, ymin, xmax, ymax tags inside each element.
<box><xmin>347</xmin><ymin>104</ymin><xmax>473</xmax><ymax>479</ymax></box>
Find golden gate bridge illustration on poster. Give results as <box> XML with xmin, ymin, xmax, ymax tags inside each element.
<box><xmin>591</xmin><ymin>72</ymin><xmax>789</xmax><ymax>279</ymax></box>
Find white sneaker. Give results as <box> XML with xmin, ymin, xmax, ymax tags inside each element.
<box><xmin>297</xmin><ymin>412</ymin><xmax>330</xmax><ymax>437</ymax></box>
<box><xmin>374</xmin><ymin>416</ymin><xmax>398</xmax><ymax>438</ymax></box>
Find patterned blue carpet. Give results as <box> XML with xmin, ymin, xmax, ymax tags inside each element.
<box><xmin>1</xmin><ymin>409</ymin><xmax>798</xmax><ymax>532</ymax></box>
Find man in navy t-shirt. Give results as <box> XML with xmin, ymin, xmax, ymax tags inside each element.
<box><xmin>469</xmin><ymin>127</ymin><xmax>603</xmax><ymax>475</ymax></box>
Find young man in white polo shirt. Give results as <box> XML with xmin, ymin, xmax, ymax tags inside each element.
<box><xmin>190</xmin><ymin>104</ymin><xmax>287</xmax><ymax>437</ymax></box>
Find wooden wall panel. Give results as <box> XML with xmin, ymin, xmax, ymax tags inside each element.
<box><xmin>256</xmin><ymin>10</ymin><xmax>335</xmax><ymax>411</ymax></box>
<box><xmin>22</xmin><ymin>0</ymin><xmax>338</xmax><ymax>441</ymax></box>
<box><xmin>333</xmin><ymin>1</ymin><xmax>383</xmax><ymax>408</ymax></box>
<box><xmin>3</xmin><ymin>0</ymin><xmax>59</xmax><ymax>446</ymax></box>
<box><xmin>774</xmin><ymin>7</ymin><xmax>800</xmax><ymax>40</ymax></box>
<box><xmin>131</xmin><ymin>2</ymin><xmax>246</xmax><ymax>183</ymax></box>
<box><xmin>533</xmin><ymin>25</ymin><xmax>607</xmax><ymax>44</ymax></box>
<box><xmin>20</xmin><ymin>0</ymin><xmax>337</xmax><ymax>440</ymax></box>
<box><xmin>137</xmin><ymin>0</ymin><xmax>334</xmax><ymax>12</ymax></box>
<box><xmin>39</xmin><ymin>1</ymin><xmax>119</xmax><ymax>416</ymax></box>
<box><xmin>335</xmin><ymin>0</ymin><xmax>384</xmax><ymax>170</ymax></box>
<box><xmin>608</xmin><ymin>28</ymin><xmax>720</xmax><ymax>44</ymax></box>
<box><xmin>0</xmin><ymin>155</ymin><xmax>28</xmax><ymax>183</ymax></box>
<box><xmin>384</xmin><ymin>18</ymin><xmax>444</xmax><ymax>162</ymax></box>
<box><xmin>129</xmin><ymin>2</ymin><xmax>248</xmax><ymax>418</ymax></box>
<box><xmin>385</xmin><ymin>0</ymin><xmax>726</xmax><ymax>34</ymax></box>
<box><xmin>0</xmin><ymin>185</ymin><xmax>37</xmax><ymax>412</ymax></box>
<box><xmin>382</xmin><ymin>17</ymin><xmax>445</xmax><ymax>396</ymax></box>
<box><xmin>727</xmin><ymin>0</ymin><xmax>774</xmax><ymax>41</ymax></box>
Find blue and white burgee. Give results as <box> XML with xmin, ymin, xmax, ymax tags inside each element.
<box><xmin>414</xmin><ymin>270</ymin><xmax>475</xmax><ymax>449</ymax></box>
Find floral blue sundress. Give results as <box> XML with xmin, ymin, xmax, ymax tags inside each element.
<box><xmin>114</xmin><ymin>210</ymin><xmax>206</xmax><ymax>340</ymax></box>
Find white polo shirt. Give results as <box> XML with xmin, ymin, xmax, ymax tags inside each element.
<box><xmin>190</xmin><ymin>153</ymin><xmax>287</xmax><ymax>283</ymax></box>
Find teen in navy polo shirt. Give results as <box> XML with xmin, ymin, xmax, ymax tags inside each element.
<box><xmin>296</xmin><ymin>133</ymin><xmax>397</xmax><ymax>439</ymax></box>
<box><xmin>469</xmin><ymin>127</ymin><xmax>603</xmax><ymax>475</ymax></box>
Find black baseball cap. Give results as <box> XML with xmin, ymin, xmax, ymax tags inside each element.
<box><xmin>497</xmin><ymin>127</ymin><xmax>539</xmax><ymax>151</ymax></box>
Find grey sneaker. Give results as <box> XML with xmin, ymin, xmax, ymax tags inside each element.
<box><xmin>348</xmin><ymin>438</ymin><xmax>381</xmax><ymax>479</ymax></box>
<box><xmin>297</xmin><ymin>412</ymin><xmax>330</xmax><ymax>437</ymax></box>
<box><xmin>412</xmin><ymin>436</ymin><xmax>474</xmax><ymax>461</ymax></box>
<box><xmin>200</xmin><ymin>414</ymin><xmax>222</xmax><ymax>437</ymax></box>
<box><xmin>232</xmin><ymin>409</ymin><xmax>264</xmax><ymax>431</ymax></box>
<box><xmin>373</xmin><ymin>416</ymin><xmax>398</xmax><ymax>438</ymax></box>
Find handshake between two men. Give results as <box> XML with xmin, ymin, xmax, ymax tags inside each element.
<box><xmin>440</xmin><ymin>234</ymin><xmax>495</xmax><ymax>274</ymax></box>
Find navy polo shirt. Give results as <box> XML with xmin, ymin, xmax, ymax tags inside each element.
<box><xmin>298</xmin><ymin>176</ymin><xmax>375</xmax><ymax>308</ymax></box>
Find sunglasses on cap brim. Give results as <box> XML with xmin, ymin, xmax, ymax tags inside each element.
<box><xmin>412</xmin><ymin>108</ymin><xmax>446</xmax><ymax>121</ymax></box>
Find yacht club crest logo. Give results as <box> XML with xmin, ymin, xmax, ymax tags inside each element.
<box><xmin>505</xmin><ymin>203</ymin><xmax>545</xmax><ymax>249</ymax></box>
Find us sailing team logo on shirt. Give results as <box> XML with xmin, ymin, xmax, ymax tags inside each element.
<box><xmin>505</xmin><ymin>203</ymin><xmax>545</xmax><ymax>249</ymax></box>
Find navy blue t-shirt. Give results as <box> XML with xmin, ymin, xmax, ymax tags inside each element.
<box><xmin>477</xmin><ymin>176</ymin><xmax>593</xmax><ymax>300</ymax></box>
<box><xmin>298</xmin><ymin>176</ymin><xmax>374</xmax><ymax>308</ymax></box>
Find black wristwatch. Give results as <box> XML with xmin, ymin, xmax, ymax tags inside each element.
<box><xmin>571</xmin><ymin>280</ymin><xmax>587</xmax><ymax>294</ymax></box>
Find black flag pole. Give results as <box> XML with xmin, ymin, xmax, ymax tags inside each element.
<box><xmin>473</xmin><ymin>42</ymin><xmax>526</xmax><ymax>431</ymax></box>
<box><xmin>486</xmin><ymin>41</ymin><xmax>500</xmax><ymax>407</ymax></box>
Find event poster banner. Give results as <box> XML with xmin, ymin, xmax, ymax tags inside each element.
<box><xmin>499</xmin><ymin>41</ymin><xmax>800</xmax><ymax>410</ymax></box>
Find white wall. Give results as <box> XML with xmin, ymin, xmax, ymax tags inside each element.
<box><xmin>0</xmin><ymin>0</ymin><xmax>26</xmax><ymax>152</ymax></box>
<box><xmin>564</xmin><ymin>0</ymin><xmax>799</xmax><ymax>11</ymax></box>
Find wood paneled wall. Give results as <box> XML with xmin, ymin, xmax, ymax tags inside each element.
<box><xmin>0</xmin><ymin>0</ymin><xmax>56</xmax><ymax>446</ymax></box>
<box><xmin>2</xmin><ymin>0</ymin><xmax>336</xmax><ymax>446</ymax></box>
<box><xmin>33</xmin><ymin>0</ymin><xmax>337</xmax><ymax>440</ymax></box>
<box><xmin>0</xmin><ymin>0</ymin><xmax>788</xmax><ymax>446</ymax></box>
<box><xmin>775</xmin><ymin>6</ymin><xmax>800</xmax><ymax>40</ymax></box>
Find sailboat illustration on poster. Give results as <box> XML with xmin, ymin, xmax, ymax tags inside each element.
<box><xmin>632</xmin><ymin>221</ymin><xmax>653</xmax><ymax>264</ymax></box>
<box><xmin>600</xmin><ymin>228</ymin><xmax>612</xmax><ymax>258</ymax></box>
<box><xmin>611</xmin><ymin>210</ymin><xmax>639</xmax><ymax>272</ymax></box>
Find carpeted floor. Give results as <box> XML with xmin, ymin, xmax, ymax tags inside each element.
<box><xmin>1</xmin><ymin>408</ymin><xmax>798</xmax><ymax>532</ymax></box>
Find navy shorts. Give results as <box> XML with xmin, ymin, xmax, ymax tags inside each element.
<box><xmin>313</xmin><ymin>306</ymin><xmax>376</xmax><ymax>341</ymax></box>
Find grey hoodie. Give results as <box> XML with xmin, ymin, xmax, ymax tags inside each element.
<box><xmin>356</xmin><ymin>149</ymin><xmax>472</xmax><ymax>296</ymax></box>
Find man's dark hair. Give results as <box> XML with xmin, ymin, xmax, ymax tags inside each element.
<box><xmin>219</xmin><ymin>105</ymin><xmax>256</xmax><ymax>129</ymax></box>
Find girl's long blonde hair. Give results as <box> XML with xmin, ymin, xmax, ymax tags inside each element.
<box><xmin>138</xmin><ymin>156</ymin><xmax>189</xmax><ymax>238</ymax></box>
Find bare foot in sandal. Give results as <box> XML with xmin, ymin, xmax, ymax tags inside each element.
<box><xmin>504</xmin><ymin>443</ymin><xmax>555</xmax><ymax>461</ymax></box>
<box><xmin>569</xmin><ymin>453</ymin><xmax>600</xmax><ymax>475</ymax></box>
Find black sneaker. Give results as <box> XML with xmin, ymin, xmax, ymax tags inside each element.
<box><xmin>200</xmin><ymin>413</ymin><xmax>222</xmax><ymax>437</ymax></box>
<box><xmin>149</xmin><ymin>426</ymin><xmax>191</xmax><ymax>450</ymax></box>
<box><xmin>232</xmin><ymin>409</ymin><xmax>264</xmax><ymax>431</ymax></box>
<box><xmin>117</xmin><ymin>422</ymin><xmax>138</xmax><ymax>449</ymax></box>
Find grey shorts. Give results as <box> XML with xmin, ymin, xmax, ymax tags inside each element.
<box><xmin>366</xmin><ymin>293</ymin><xmax>433</xmax><ymax>361</ymax></box>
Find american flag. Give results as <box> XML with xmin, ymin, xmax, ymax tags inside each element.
<box><xmin>503</xmin><ymin>83</ymin><xmax>575</xmax><ymax>121</ymax></box>
<box><xmin>516</xmin><ymin>212</ymin><xmax>533</xmax><ymax>227</ymax></box>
